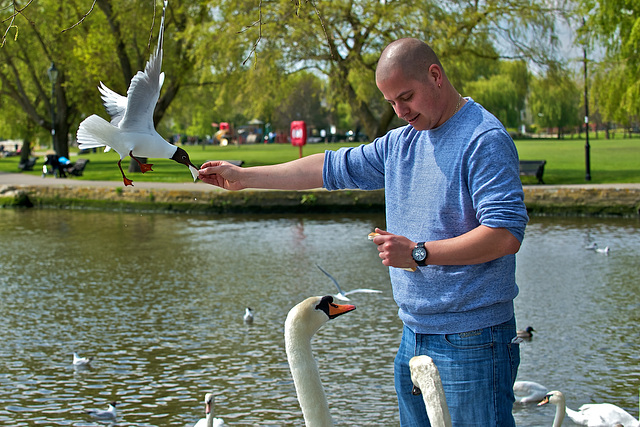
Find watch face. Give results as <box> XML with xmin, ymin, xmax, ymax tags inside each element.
<box><xmin>413</xmin><ymin>247</ymin><xmax>427</xmax><ymax>261</ymax></box>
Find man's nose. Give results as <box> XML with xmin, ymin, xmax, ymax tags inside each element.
<box><xmin>394</xmin><ymin>101</ymin><xmax>409</xmax><ymax>118</ymax></box>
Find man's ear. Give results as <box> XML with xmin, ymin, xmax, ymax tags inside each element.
<box><xmin>429</xmin><ymin>64</ymin><xmax>443</xmax><ymax>86</ymax></box>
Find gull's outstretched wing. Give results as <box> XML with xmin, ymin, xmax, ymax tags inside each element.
<box><xmin>316</xmin><ymin>264</ymin><xmax>345</xmax><ymax>295</ymax></box>
<box><xmin>344</xmin><ymin>288</ymin><xmax>383</xmax><ymax>296</ymax></box>
<box><xmin>119</xmin><ymin>0</ymin><xmax>167</xmax><ymax>133</ymax></box>
<box><xmin>98</xmin><ymin>82</ymin><xmax>128</xmax><ymax>126</ymax></box>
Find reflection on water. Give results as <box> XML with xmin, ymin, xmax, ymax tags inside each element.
<box><xmin>0</xmin><ymin>209</ymin><xmax>638</xmax><ymax>426</ymax></box>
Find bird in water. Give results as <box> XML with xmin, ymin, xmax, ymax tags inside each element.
<box><xmin>243</xmin><ymin>307</ymin><xmax>254</xmax><ymax>324</ymax></box>
<box><xmin>517</xmin><ymin>326</ymin><xmax>535</xmax><ymax>340</ymax></box>
<box><xmin>72</xmin><ymin>351</ymin><xmax>93</xmax><ymax>367</ymax></box>
<box><xmin>77</xmin><ymin>0</ymin><xmax>199</xmax><ymax>186</ymax></box>
<box><xmin>538</xmin><ymin>390</ymin><xmax>639</xmax><ymax>427</ymax></box>
<box><xmin>192</xmin><ymin>393</ymin><xmax>224</xmax><ymax>427</ymax></box>
<box><xmin>513</xmin><ymin>380</ymin><xmax>548</xmax><ymax>404</ymax></box>
<box><xmin>86</xmin><ymin>402</ymin><xmax>117</xmax><ymax>420</ymax></box>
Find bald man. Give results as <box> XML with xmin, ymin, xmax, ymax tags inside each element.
<box><xmin>199</xmin><ymin>38</ymin><xmax>528</xmax><ymax>426</ymax></box>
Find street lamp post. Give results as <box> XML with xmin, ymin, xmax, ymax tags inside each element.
<box><xmin>583</xmin><ymin>47</ymin><xmax>591</xmax><ymax>181</ymax></box>
<box><xmin>47</xmin><ymin>62</ymin><xmax>59</xmax><ymax>154</ymax></box>
<box><xmin>582</xmin><ymin>20</ymin><xmax>591</xmax><ymax>181</ymax></box>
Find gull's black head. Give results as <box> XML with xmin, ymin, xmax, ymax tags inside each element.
<box><xmin>171</xmin><ymin>146</ymin><xmax>198</xmax><ymax>169</ymax></box>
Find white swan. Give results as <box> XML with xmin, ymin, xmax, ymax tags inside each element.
<box><xmin>285</xmin><ymin>295</ymin><xmax>356</xmax><ymax>426</ymax></box>
<box><xmin>513</xmin><ymin>380</ymin><xmax>548</xmax><ymax>403</ymax></box>
<box><xmin>595</xmin><ymin>246</ymin><xmax>610</xmax><ymax>254</ymax></box>
<box><xmin>193</xmin><ymin>392</ymin><xmax>225</xmax><ymax>427</ymax></box>
<box><xmin>86</xmin><ymin>401</ymin><xmax>117</xmax><ymax>420</ymax></box>
<box><xmin>315</xmin><ymin>264</ymin><xmax>382</xmax><ymax>301</ymax></box>
<box><xmin>409</xmin><ymin>355</ymin><xmax>452</xmax><ymax>427</ymax></box>
<box><xmin>539</xmin><ymin>390</ymin><xmax>639</xmax><ymax>427</ymax></box>
<box><xmin>72</xmin><ymin>351</ymin><xmax>93</xmax><ymax>366</ymax></box>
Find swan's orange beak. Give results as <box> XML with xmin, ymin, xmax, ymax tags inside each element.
<box><xmin>327</xmin><ymin>301</ymin><xmax>356</xmax><ymax>319</ymax></box>
<box><xmin>537</xmin><ymin>394</ymin><xmax>551</xmax><ymax>406</ymax></box>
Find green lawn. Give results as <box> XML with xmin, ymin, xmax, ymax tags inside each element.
<box><xmin>515</xmin><ymin>137</ymin><xmax>640</xmax><ymax>184</ymax></box>
<box><xmin>2</xmin><ymin>137</ymin><xmax>639</xmax><ymax>185</ymax></box>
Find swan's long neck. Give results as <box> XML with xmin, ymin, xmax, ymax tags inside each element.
<box><xmin>410</xmin><ymin>356</ymin><xmax>452</xmax><ymax>427</ymax></box>
<box><xmin>285</xmin><ymin>315</ymin><xmax>333</xmax><ymax>427</ymax></box>
<box><xmin>553</xmin><ymin>403</ymin><xmax>566</xmax><ymax>427</ymax></box>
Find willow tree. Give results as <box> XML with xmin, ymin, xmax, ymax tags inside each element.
<box><xmin>578</xmin><ymin>0</ymin><xmax>639</xmax><ymax>128</ymax></box>
<box><xmin>529</xmin><ymin>66</ymin><xmax>581</xmax><ymax>138</ymax></box>
<box><xmin>214</xmin><ymin>0</ymin><xmax>562</xmax><ymax>139</ymax></box>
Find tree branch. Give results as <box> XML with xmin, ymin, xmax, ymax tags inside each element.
<box><xmin>1</xmin><ymin>0</ymin><xmax>35</xmax><ymax>46</ymax></box>
<box><xmin>61</xmin><ymin>0</ymin><xmax>97</xmax><ymax>33</ymax></box>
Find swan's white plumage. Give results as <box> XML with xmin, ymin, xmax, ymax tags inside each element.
<box><xmin>409</xmin><ymin>355</ymin><xmax>452</xmax><ymax>427</ymax></box>
<box><xmin>193</xmin><ymin>392</ymin><xmax>224</xmax><ymax>427</ymax></box>
<box><xmin>285</xmin><ymin>295</ymin><xmax>355</xmax><ymax>427</ymax></box>
<box><xmin>513</xmin><ymin>380</ymin><xmax>548</xmax><ymax>403</ymax></box>
<box><xmin>539</xmin><ymin>390</ymin><xmax>639</xmax><ymax>427</ymax></box>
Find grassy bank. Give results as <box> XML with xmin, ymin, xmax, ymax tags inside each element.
<box><xmin>2</xmin><ymin>137</ymin><xmax>639</xmax><ymax>185</ymax></box>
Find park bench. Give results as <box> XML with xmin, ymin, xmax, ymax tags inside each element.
<box><xmin>18</xmin><ymin>157</ymin><xmax>38</xmax><ymax>171</ymax></box>
<box><xmin>67</xmin><ymin>158</ymin><xmax>90</xmax><ymax>176</ymax></box>
<box><xmin>519</xmin><ymin>160</ymin><xmax>546</xmax><ymax>184</ymax></box>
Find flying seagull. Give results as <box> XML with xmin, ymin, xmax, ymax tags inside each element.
<box><xmin>77</xmin><ymin>0</ymin><xmax>198</xmax><ymax>186</ymax></box>
<box><xmin>316</xmin><ymin>264</ymin><xmax>382</xmax><ymax>301</ymax></box>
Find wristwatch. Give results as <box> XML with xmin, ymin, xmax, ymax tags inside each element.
<box><xmin>412</xmin><ymin>242</ymin><xmax>428</xmax><ymax>266</ymax></box>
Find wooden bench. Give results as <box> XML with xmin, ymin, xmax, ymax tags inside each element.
<box><xmin>18</xmin><ymin>157</ymin><xmax>38</xmax><ymax>171</ymax></box>
<box><xmin>519</xmin><ymin>160</ymin><xmax>546</xmax><ymax>184</ymax></box>
<box><xmin>67</xmin><ymin>158</ymin><xmax>90</xmax><ymax>176</ymax></box>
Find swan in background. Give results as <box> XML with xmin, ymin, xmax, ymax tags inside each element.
<box><xmin>409</xmin><ymin>355</ymin><xmax>452</xmax><ymax>427</ymax></box>
<box><xmin>72</xmin><ymin>352</ymin><xmax>93</xmax><ymax>367</ymax></box>
<box><xmin>585</xmin><ymin>242</ymin><xmax>598</xmax><ymax>250</ymax></box>
<box><xmin>538</xmin><ymin>390</ymin><xmax>639</xmax><ymax>427</ymax></box>
<box><xmin>285</xmin><ymin>295</ymin><xmax>356</xmax><ymax>426</ymax></box>
<box><xmin>193</xmin><ymin>392</ymin><xmax>225</xmax><ymax>427</ymax></box>
<box><xmin>513</xmin><ymin>380</ymin><xmax>548</xmax><ymax>404</ymax></box>
<box><xmin>517</xmin><ymin>326</ymin><xmax>536</xmax><ymax>340</ymax></box>
<box><xmin>86</xmin><ymin>402</ymin><xmax>117</xmax><ymax>420</ymax></box>
<box><xmin>243</xmin><ymin>307</ymin><xmax>254</xmax><ymax>324</ymax></box>
<box><xmin>315</xmin><ymin>264</ymin><xmax>382</xmax><ymax>301</ymax></box>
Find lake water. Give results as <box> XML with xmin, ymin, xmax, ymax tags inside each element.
<box><xmin>0</xmin><ymin>209</ymin><xmax>638</xmax><ymax>426</ymax></box>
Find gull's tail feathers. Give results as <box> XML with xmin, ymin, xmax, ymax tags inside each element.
<box><xmin>77</xmin><ymin>115</ymin><xmax>120</xmax><ymax>153</ymax></box>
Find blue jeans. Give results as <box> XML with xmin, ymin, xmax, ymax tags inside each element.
<box><xmin>395</xmin><ymin>317</ymin><xmax>520</xmax><ymax>426</ymax></box>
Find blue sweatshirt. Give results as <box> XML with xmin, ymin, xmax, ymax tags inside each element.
<box><xmin>323</xmin><ymin>98</ymin><xmax>529</xmax><ymax>334</ymax></box>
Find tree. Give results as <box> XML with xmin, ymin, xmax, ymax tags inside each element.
<box><xmin>216</xmin><ymin>0</ymin><xmax>561</xmax><ymax>139</ymax></box>
<box><xmin>578</xmin><ymin>0</ymin><xmax>640</xmax><ymax>122</ymax></box>
<box><xmin>529</xmin><ymin>66</ymin><xmax>581</xmax><ymax>138</ymax></box>
<box><xmin>465</xmin><ymin>60</ymin><xmax>529</xmax><ymax>129</ymax></box>
<box><xmin>0</xmin><ymin>0</ymin><xmax>216</xmax><ymax>166</ymax></box>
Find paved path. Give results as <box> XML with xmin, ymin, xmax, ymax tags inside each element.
<box><xmin>0</xmin><ymin>171</ymin><xmax>223</xmax><ymax>192</ymax></box>
<box><xmin>2</xmin><ymin>171</ymin><xmax>639</xmax><ymax>191</ymax></box>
